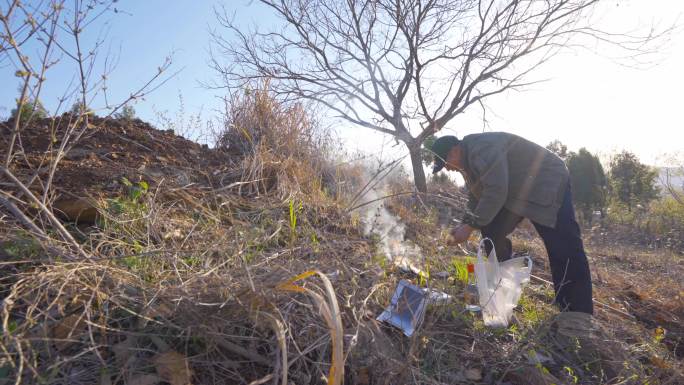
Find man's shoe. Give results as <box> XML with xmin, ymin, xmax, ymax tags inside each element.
<box><xmin>548</xmin><ymin>312</ymin><xmax>632</xmax><ymax>383</ymax></box>
<box><xmin>551</xmin><ymin>311</ymin><xmax>599</xmax><ymax>361</ymax></box>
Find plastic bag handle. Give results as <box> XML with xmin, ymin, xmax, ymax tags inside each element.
<box><xmin>477</xmin><ymin>237</ymin><xmax>495</xmax><ymax>263</ymax></box>
<box><xmin>523</xmin><ymin>256</ymin><xmax>533</xmax><ymax>275</ymax></box>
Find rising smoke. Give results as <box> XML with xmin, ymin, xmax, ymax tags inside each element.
<box><xmin>359</xmin><ymin>184</ymin><xmax>425</xmax><ymax>274</ymax></box>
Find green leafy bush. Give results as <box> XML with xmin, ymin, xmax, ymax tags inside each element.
<box><xmin>10</xmin><ymin>99</ymin><xmax>48</xmax><ymax>123</ymax></box>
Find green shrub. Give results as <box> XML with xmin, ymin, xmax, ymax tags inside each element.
<box><xmin>1</xmin><ymin>236</ymin><xmax>42</xmax><ymax>259</ymax></box>
<box><xmin>604</xmin><ymin>196</ymin><xmax>684</xmax><ymax>250</ymax></box>
<box><xmin>605</xmin><ymin>202</ymin><xmax>637</xmax><ymax>226</ymax></box>
<box><xmin>115</xmin><ymin>104</ymin><xmax>136</xmax><ymax>120</ymax></box>
<box><xmin>10</xmin><ymin>99</ymin><xmax>48</xmax><ymax>123</ymax></box>
<box><xmin>646</xmin><ymin>197</ymin><xmax>684</xmax><ymax>235</ymax></box>
<box><xmin>68</xmin><ymin>102</ymin><xmax>94</xmax><ymax>117</ymax></box>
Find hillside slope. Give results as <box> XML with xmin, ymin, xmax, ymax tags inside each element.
<box><xmin>1</xmin><ymin>114</ymin><xmax>682</xmax><ymax>385</ymax></box>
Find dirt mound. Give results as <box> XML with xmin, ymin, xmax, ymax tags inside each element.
<box><xmin>3</xmin><ymin>116</ymin><xmax>231</xmax><ymax>195</ymax></box>
<box><xmin>1</xmin><ymin>116</ymin><xmax>240</xmax><ymax>223</ymax></box>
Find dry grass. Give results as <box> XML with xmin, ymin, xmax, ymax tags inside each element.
<box><xmin>1</xmin><ymin>90</ymin><xmax>683</xmax><ymax>385</ymax></box>
<box><xmin>0</xmin><ymin>87</ymin><xmax>367</xmax><ymax>385</ymax></box>
<box><xmin>0</xmin><ymin>171</ymin><xmax>369</xmax><ymax>384</ymax></box>
<box><xmin>2</xmin><ymin>174</ymin><xmax>683</xmax><ymax>385</ymax></box>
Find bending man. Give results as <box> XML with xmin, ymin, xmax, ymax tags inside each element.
<box><xmin>431</xmin><ymin>133</ymin><xmax>593</xmax><ymax>315</ymax></box>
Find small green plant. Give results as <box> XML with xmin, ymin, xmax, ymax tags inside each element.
<box><xmin>471</xmin><ymin>318</ymin><xmax>486</xmax><ymax>332</ymax></box>
<box><xmin>372</xmin><ymin>253</ymin><xmax>388</xmax><ymax>269</ymax></box>
<box><xmin>535</xmin><ymin>363</ymin><xmax>551</xmax><ymax>376</ymax></box>
<box><xmin>1</xmin><ymin>237</ymin><xmax>42</xmax><ymax>259</ymax></box>
<box><xmin>103</xmin><ymin>178</ymin><xmax>149</xmax><ymax>219</ymax></box>
<box><xmin>289</xmin><ymin>200</ymin><xmax>297</xmax><ymax>231</ymax></box>
<box><xmin>100</xmin><ymin>179</ymin><xmax>152</xmax><ymax>272</ymax></box>
<box><xmin>121</xmin><ymin>177</ymin><xmax>149</xmax><ymax>200</ymax></box>
<box><xmin>0</xmin><ymin>320</ymin><xmax>18</xmax><ymax>335</ymax></box>
<box><xmin>564</xmin><ymin>365</ymin><xmax>579</xmax><ymax>384</ymax></box>
<box><xmin>310</xmin><ymin>231</ymin><xmax>320</xmax><ymax>252</ymax></box>
<box><xmin>508</xmin><ymin>323</ymin><xmax>519</xmax><ymax>337</ymax></box>
<box><xmin>451</xmin><ymin>257</ymin><xmax>475</xmax><ymax>285</ymax></box>
<box><xmin>516</xmin><ymin>295</ymin><xmax>552</xmax><ymax>329</ymax></box>
<box><xmin>121</xmin><ymin>255</ymin><xmax>146</xmax><ymax>271</ymax></box>
<box><xmin>288</xmin><ymin>199</ymin><xmax>302</xmax><ymax>243</ymax></box>
<box><xmin>118</xmin><ymin>252</ymin><xmax>157</xmax><ymax>282</ymax></box>
<box><xmin>418</xmin><ymin>264</ymin><xmax>430</xmax><ymax>287</ymax></box>
<box><xmin>183</xmin><ymin>256</ymin><xmax>201</xmax><ymax>268</ymax></box>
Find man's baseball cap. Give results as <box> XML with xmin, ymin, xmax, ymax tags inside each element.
<box><xmin>431</xmin><ymin>135</ymin><xmax>461</xmax><ymax>174</ymax></box>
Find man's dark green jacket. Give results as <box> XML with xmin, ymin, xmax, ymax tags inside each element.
<box><xmin>459</xmin><ymin>132</ymin><xmax>569</xmax><ymax>228</ymax></box>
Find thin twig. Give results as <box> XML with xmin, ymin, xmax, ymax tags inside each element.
<box><xmin>530</xmin><ymin>274</ymin><xmax>636</xmax><ymax>320</ymax></box>
<box><xmin>1</xmin><ymin>166</ymin><xmax>89</xmax><ymax>260</ymax></box>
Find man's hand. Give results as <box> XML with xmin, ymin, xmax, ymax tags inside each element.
<box><xmin>450</xmin><ymin>224</ymin><xmax>475</xmax><ymax>245</ymax></box>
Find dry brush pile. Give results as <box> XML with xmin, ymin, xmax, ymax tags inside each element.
<box><xmin>0</xmin><ymin>87</ymin><xmax>371</xmax><ymax>384</ymax></box>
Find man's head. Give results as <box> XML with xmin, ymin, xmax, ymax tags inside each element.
<box><xmin>431</xmin><ymin>135</ymin><xmax>462</xmax><ymax>174</ymax></box>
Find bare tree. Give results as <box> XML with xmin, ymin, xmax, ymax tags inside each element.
<box><xmin>211</xmin><ymin>0</ymin><xmax>663</xmax><ymax>192</ymax></box>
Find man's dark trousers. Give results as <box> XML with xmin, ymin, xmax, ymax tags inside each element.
<box><xmin>479</xmin><ymin>183</ymin><xmax>594</xmax><ymax>314</ymax></box>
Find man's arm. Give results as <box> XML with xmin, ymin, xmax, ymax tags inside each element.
<box><xmin>450</xmin><ymin>189</ymin><xmax>479</xmax><ymax>244</ymax></box>
<box><xmin>468</xmin><ymin>150</ymin><xmax>509</xmax><ymax>228</ymax></box>
<box><xmin>461</xmin><ymin>191</ymin><xmax>479</xmax><ymax>228</ymax></box>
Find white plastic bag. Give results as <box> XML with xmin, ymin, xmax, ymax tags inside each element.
<box><xmin>474</xmin><ymin>238</ymin><xmax>532</xmax><ymax>327</ymax></box>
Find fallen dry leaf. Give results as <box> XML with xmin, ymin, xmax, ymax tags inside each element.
<box><xmin>356</xmin><ymin>366</ymin><xmax>370</xmax><ymax>385</ymax></box>
<box><xmin>465</xmin><ymin>367</ymin><xmax>482</xmax><ymax>381</ymax></box>
<box><xmin>153</xmin><ymin>351</ymin><xmax>193</xmax><ymax>385</ymax></box>
<box><xmin>162</xmin><ymin>228</ymin><xmax>183</xmax><ymax>240</ymax></box>
<box><xmin>112</xmin><ymin>337</ymin><xmax>136</xmax><ymax>365</ymax></box>
<box><xmin>52</xmin><ymin>313</ymin><xmax>86</xmax><ymax>351</ymax></box>
<box><xmin>144</xmin><ymin>301</ymin><xmax>174</xmax><ymax>319</ymax></box>
<box><xmin>650</xmin><ymin>355</ymin><xmax>671</xmax><ymax>369</ymax></box>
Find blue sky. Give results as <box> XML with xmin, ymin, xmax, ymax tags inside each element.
<box><xmin>1</xmin><ymin>1</ymin><xmax>683</xmax><ymax>165</ymax></box>
<box><xmin>0</xmin><ymin>1</ymin><xmax>263</xmax><ymax>125</ymax></box>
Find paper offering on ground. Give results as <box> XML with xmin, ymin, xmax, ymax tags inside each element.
<box><xmin>376</xmin><ymin>280</ymin><xmax>452</xmax><ymax>336</ymax></box>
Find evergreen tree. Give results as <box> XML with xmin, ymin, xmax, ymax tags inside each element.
<box><xmin>608</xmin><ymin>151</ymin><xmax>659</xmax><ymax>211</ymax></box>
<box><xmin>566</xmin><ymin>148</ymin><xmax>606</xmax><ymax>223</ymax></box>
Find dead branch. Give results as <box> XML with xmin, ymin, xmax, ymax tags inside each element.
<box><xmin>2</xmin><ymin>166</ymin><xmax>89</xmax><ymax>260</ymax></box>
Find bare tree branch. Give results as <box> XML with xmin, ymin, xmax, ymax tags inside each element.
<box><xmin>211</xmin><ymin>0</ymin><xmax>668</xmax><ymax>192</ymax></box>
<box><xmin>0</xmin><ymin>0</ymin><xmax>179</xmax><ymax>263</ymax></box>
